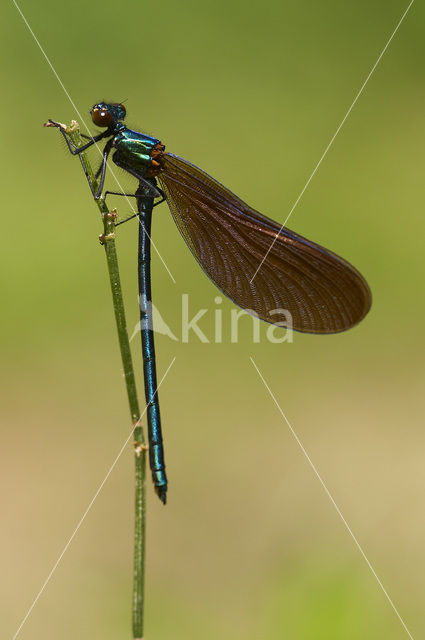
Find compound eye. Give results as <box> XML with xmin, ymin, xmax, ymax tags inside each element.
<box><xmin>91</xmin><ymin>108</ymin><xmax>113</xmax><ymax>127</ymax></box>
<box><xmin>117</xmin><ymin>103</ymin><xmax>126</xmax><ymax>118</ymax></box>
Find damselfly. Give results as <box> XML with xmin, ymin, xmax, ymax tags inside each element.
<box><xmin>47</xmin><ymin>102</ymin><xmax>371</xmax><ymax>503</ymax></box>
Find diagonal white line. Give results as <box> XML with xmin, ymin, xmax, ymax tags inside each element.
<box><xmin>250</xmin><ymin>0</ymin><xmax>415</xmax><ymax>284</ymax></box>
<box><xmin>137</xmin><ymin>217</ymin><xmax>176</xmax><ymax>284</ymax></box>
<box><xmin>11</xmin><ymin>357</ymin><xmax>176</xmax><ymax>640</ymax></box>
<box><xmin>12</xmin><ymin>0</ymin><xmax>176</xmax><ymax>284</ymax></box>
<box><xmin>250</xmin><ymin>357</ymin><xmax>414</xmax><ymax>639</ymax></box>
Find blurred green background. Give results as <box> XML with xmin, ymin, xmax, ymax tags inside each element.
<box><xmin>2</xmin><ymin>1</ymin><xmax>424</xmax><ymax>638</ymax></box>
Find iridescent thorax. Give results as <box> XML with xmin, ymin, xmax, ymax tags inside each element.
<box><xmin>113</xmin><ymin>127</ymin><xmax>165</xmax><ymax>177</ymax></box>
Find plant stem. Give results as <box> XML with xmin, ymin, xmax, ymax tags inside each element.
<box><xmin>65</xmin><ymin>122</ymin><xmax>146</xmax><ymax>639</ymax></box>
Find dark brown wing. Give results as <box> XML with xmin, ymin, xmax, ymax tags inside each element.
<box><xmin>158</xmin><ymin>153</ymin><xmax>371</xmax><ymax>334</ymax></box>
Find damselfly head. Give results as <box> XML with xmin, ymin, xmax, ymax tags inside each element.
<box><xmin>90</xmin><ymin>102</ymin><xmax>126</xmax><ymax>127</ymax></box>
